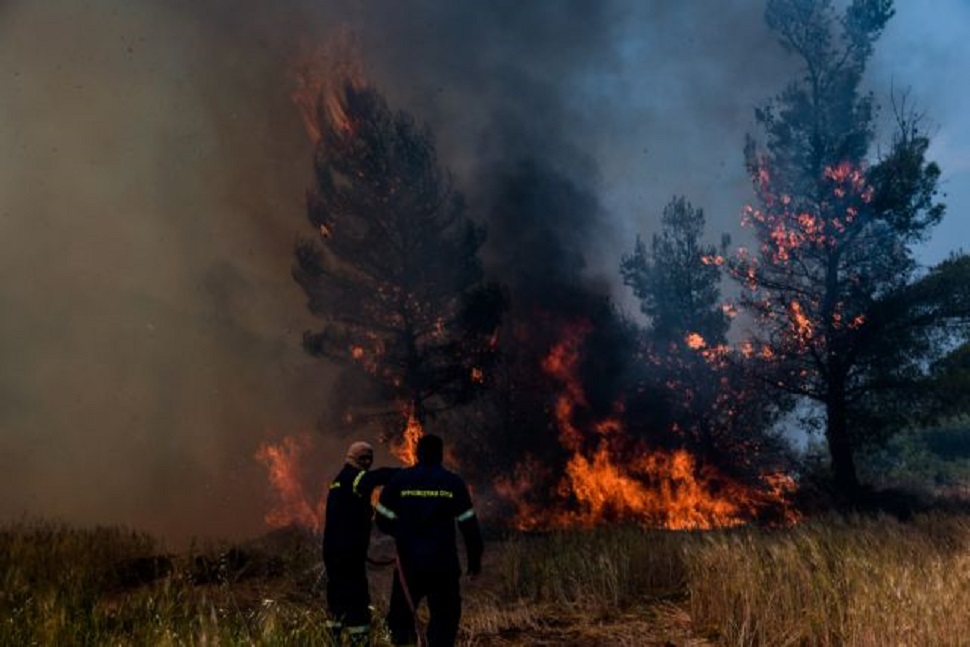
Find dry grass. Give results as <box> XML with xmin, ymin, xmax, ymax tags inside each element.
<box><xmin>2</xmin><ymin>514</ymin><xmax>969</xmax><ymax>645</ymax></box>
<box><xmin>685</xmin><ymin>513</ymin><xmax>970</xmax><ymax>646</ymax></box>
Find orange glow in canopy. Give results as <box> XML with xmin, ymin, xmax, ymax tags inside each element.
<box><xmin>685</xmin><ymin>332</ymin><xmax>707</xmax><ymax>350</ymax></box>
<box><xmin>290</xmin><ymin>38</ymin><xmax>368</xmax><ymax>145</ymax></box>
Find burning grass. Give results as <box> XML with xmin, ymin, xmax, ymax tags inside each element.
<box><xmin>3</xmin><ymin>514</ymin><xmax>970</xmax><ymax>645</ymax></box>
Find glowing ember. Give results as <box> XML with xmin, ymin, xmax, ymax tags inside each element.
<box><xmin>788</xmin><ymin>300</ymin><xmax>814</xmax><ymax>340</ymax></box>
<box><xmin>685</xmin><ymin>332</ymin><xmax>707</xmax><ymax>350</ymax></box>
<box><xmin>254</xmin><ymin>434</ymin><xmax>324</xmax><ymax>531</ymax></box>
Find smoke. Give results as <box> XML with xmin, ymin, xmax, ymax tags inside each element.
<box><xmin>0</xmin><ymin>0</ymin><xmax>335</xmax><ymax>543</ymax></box>
<box><xmin>9</xmin><ymin>0</ymin><xmax>949</xmax><ymax>542</ymax></box>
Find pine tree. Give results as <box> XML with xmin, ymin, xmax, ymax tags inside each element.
<box><xmin>621</xmin><ymin>196</ymin><xmax>730</xmax><ymax>348</ymax></box>
<box><xmin>730</xmin><ymin>0</ymin><xmax>952</xmax><ymax>496</ymax></box>
<box><xmin>292</xmin><ymin>81</ymin><xmax>500</xmax><ymax>439</ymax></box>
<box><xmin>622</xmin><ymin>196</ymin><xmax>788</xmax><ymax>480</ymax></box>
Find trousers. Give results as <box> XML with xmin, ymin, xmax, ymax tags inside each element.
<box><xmin>386</xmin><ymin>565</ymin><xmax>461</xmax><ymax>647</ymax></box>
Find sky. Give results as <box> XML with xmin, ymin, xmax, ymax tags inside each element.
<box><xmin>0</xmin><ymin>0</ymin><xmax>967</xmax><ymax>544</ymax></box>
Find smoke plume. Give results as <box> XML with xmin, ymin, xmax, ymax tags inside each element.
<box><xmin>5</xmin><ymin>0</ymin><xmax>910</xmax><ymax>541</ymax></box>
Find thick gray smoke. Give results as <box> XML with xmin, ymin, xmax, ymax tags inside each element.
<box><xmin>2</xmin><ymin>0</ymin><xmax>959</xmax><ymax>543</ymax></box>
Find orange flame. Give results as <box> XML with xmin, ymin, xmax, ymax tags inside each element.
<box><xmin>559</xmin><ymin>445</ymin><xmax>788</xmax><ymax>530</ymax></box>
<box><xmin>788</xmin><ymin>300</ymin><xmax>813</xmax><ymax>340</ymax></box>
<box><xmin>497</xmin><ymin>322</ymin><xmax>799</xmax><ymax>530</ymax></box>
<box><xmin>685</xmin><ymin>332</ymin><xmax>707</xmax><ymax>350</ymax></box>
<box><xmin>290</xmin><ymin>36</ymin><xmax>367</xmax><ymax>146</ymax></box>
<box><xmin>390</xmin><ymin>404</ymin><xmax>424</xmax><ymax>466</ymax></box>
<box><xmin>254</xmin><ymin>434</ymin><xmax>324</xmax><ymax>531</ymax></box>
<box><xmin>542</xmin><ymin>320</ymin><xmax>593</xmax><ymax>451</ymax></box>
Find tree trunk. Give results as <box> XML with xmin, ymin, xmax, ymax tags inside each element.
<box><xmin>825</xmin><ymin>380</ymin><xmax>859</xmax><ymax>498</ymax></box>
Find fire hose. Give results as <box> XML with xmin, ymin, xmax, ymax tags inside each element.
<box><xmin>394</xmin><ymin>553</ymin><xmax>428</xmax><ymax>647</ymax></box>
<box><xmin>361</xmin><ymin>552</ymin><xmax>427</xmax><ymax>646</ymax></box>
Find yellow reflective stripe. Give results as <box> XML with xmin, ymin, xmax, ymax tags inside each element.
<box><xmin>352</xmin><ymin>470</ymin><xmax>366</xmax><ymax>496</ymax></box>
<box><xmin>325</xmin><ymin>620</ymin><xmax>342</xmax><ymax>629</ymax></box>
<box><xmin>346</xmin><ymin>625</ymin><xmax>370</xmax><ymax>634</ymax></box>
<box><xmin>457</xmin><ymin>508</ymin><xmax>475</xmax><ymax>522</ymax></box>
<box><xmin>329</xmin><ymin>481</ymin><xmax>340</xmax><ymax>490</ymax></box>
<box><xmin>401</xmin><ymin>489</ymin><xmax>454</xmax><ymax>498</ymax></box>
<box><xmin>375</xmin><ymin>502</ymin><xmax>397</xmax><ymax>520</ymax></box>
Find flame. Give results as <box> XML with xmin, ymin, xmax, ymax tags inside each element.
<box><xmin>558</xmin><ymin>445</ymin><xmax>794</xmax><ymax>530</ymax></box>
<box><xmin>390</xmin><ymin>404</ymin><xmax>424</xmax><ymax>466</ymax></box>
<box><xmin>541</xmin><ymin>320</ymin><xmax>593</xmax><ymax>451</ymax></box>
<box><xmin>497</xmin><ymin>322</ymin><xmax>799</xmax><ymax>531</ymax></box>
<box><xmin>254</xmin><ymin>434</ymin><xmax>324</xmax><ymax>531</ymax></box>
<box><xmin>685</xmin><ymin>332</ymin><xmax>707</xmax><ymax>350</ymax></box>
<box><xmin>788</xmin><ymin>300</ymin><xmax>814</xmax><ymax>340</ymax></box>
<box><xmin>290</xmin><ymin>36</ymin><xmax>367</xmax><ymax>146</ymax></box>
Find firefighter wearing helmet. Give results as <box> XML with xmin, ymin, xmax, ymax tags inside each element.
<box><xmin>322</xmin><ymin>441</ymin><xmax>398</xmax><ymax>646</ymax></box>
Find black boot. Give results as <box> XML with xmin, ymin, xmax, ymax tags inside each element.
<box><xmin>325</xmin><ymin>620</ymin><xmax>343</xmax><ymax>646</ymax></box>
<box><xmin>346</xmin><ymin>625</ymin><xmax>370</xmax><ymax>646</ymax></box>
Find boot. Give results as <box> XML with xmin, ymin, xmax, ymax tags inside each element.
<box><xmin>325</xmin><ymin>620</ymin><xmax>342</xmax><ymax>646</ymax></box>
<box><xmin>346</xmin><ymin>625</ymin><xmax>370</xmax><ymax>646</ymax></box>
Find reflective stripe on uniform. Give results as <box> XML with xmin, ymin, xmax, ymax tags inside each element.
<box><xmin>325</xmin><ymin>620</ymin><xmax>342</xmax><ymax>629</ymax></box>
<box><xmin>375</xmin><ymin>502</ymin><xmax>397</xmax><ymax>520</ymax></box>
<box><xmin>457</xmin><ymin>508</ymin><xmax>475</xmax><ymax>522</ymax></box>
<box><xmin>328</xmin><ymin>481</ymin><xmax>340</xmax><ymax>490</ymax></box>
<box><xmin>346</xmin><ymin>624</ymin><xmax>370</xmax><ymax>634</ymax></box>
<box><xmin>352</xmin><ymin>470</ymin><xmax>366</xmax><ymax>496</ymax></box>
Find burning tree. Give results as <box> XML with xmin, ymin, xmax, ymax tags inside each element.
<box><xmin>730</xmin><ymin>0</ymin><xmax>966</xmax><ymax>497</ymax></box>
<box><xmin>622</xmin><ymin>196</ymin><xmax>790</xmax><ymax>482</ymax></box>
<box><xmin>292</xmin><ymin>73</ymin><xmax>501</xmax><ymax>445</ymax></box>
<box><xmin>458</xmin><ymin>161</ymin><xmax>642</xmax><ymax>481</ymax></box>
<box><xmin>478</xmin><ymin>165</ymin><xmax>798</xmax><ymax>529</ymax></box>
<box><xmin>622</xmin><ymin>196</ymin><xmax>731</xmax><ymax>348</ymax></box>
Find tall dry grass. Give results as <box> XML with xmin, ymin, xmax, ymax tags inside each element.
<box><xmin>495</xmin><ymin>525</ymin><xmax>688</xmax><ymax>608</ymax></box>
<box><xmin>3</xmin><ymin>514</ymin><xmax>970</xmax><ymax>645</ymax></box>
<box><xmin>684</xmin><ymin>513</ymin><xmax>970</xmax><ymax>646</ymax></box>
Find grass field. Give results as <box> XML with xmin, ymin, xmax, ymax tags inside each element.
<box><xmin>3</xmin><ymin>512</ymin><xmax>970</xmax><ymax>645</ymax></box>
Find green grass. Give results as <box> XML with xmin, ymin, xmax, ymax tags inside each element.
<box><xmin>3</xmin><ymin>514</ymin><xmax>970</xmax><ymax>645</ymax></box>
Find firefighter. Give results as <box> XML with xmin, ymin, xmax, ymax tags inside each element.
<box><xmin>375</xmin><ymin>434</ymin><xmax>483</xmax><ymax>647</ymax></box>
<box><xmin>323</xmin><ymin>441</ymin><xmax>398</xmax><ymax>646</ymax></box>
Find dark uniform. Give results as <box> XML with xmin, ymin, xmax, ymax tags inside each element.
<box><xmin>323</xmin><ymin>443</ymin><xmax>397</xmax><ymax>645</ymax></box>
<box><xmin>375</xmin><ymin>435</ymin><xmax>483</xmax><ymax>647</ymax></box>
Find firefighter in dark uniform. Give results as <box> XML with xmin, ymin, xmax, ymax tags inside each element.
<box><xmin>375</xmin><ymin>434</ymin><xmax>483</xmax><ymax>647</ymax></box>
<box><xmin>323</xmin><ymin>441</ymin><xmax>398</xmax><ymax>646</ymax></box>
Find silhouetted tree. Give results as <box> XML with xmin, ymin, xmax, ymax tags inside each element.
<box><xmin>729</xmin><ymin>0</ymin><xmax>965</xmax><ymax>497</ymax></box>
<box><xmin>851</xmin><ymin>254</ymin><xmax>970</xmax><ymax>435</ymax></box>
<box><xmin>293</xmin><ymin>81</ymin><xmax>501</xmax><ymax>439</ymax></box>
<box><xmin>622</xmin><ymin>196</ymin><xmax>789</xmax><ymax>479</ymax></box>
<box><xmin>621</xmin><ymin>196</ymin><xmax>730</xmax><ymax>347</ymax></box>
